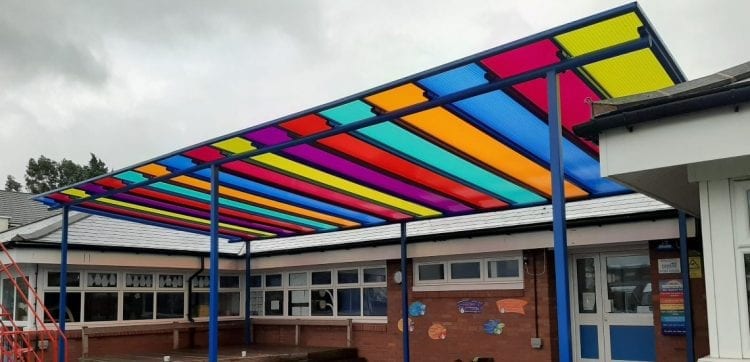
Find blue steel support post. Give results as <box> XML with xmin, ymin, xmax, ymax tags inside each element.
<box><xmin>59</xmin><ymin>206</ymin><xmax>69</xmax><ymax>362</ymax></box>
<box><xmin>548</xmin><ymin>70</ymin><xmax>573</xmax><ymax>362</ymax></box>
<box><xmin>244</xmin><ymin>240</ymin><xmax>252</xmax><ymax>346</ymax></box>
<box><xmin>209</xmin><ymin>165</ymin><xmax>220</xmax><ymax>362</ymax></box>
<box><xmin>678</xmin><ymin>211</ymin><xmax>695</xmax><ymax>362</ymax></box>
<box><xmin>400</xmin><ymin>222</ymin><xmax>410</xmax><ymax>362</ymax></box>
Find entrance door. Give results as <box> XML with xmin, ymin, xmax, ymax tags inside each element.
<box><xmin>571</xmin><ymin>252</ymin><xmax>656</xmax><ymax>362</ymax></box>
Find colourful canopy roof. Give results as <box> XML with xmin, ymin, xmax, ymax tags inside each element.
<box><xmin>35</xmin><ymin>3</ymin><xmax>684</xmax><ymax>242</ymax></box>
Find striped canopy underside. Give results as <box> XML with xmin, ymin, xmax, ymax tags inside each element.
<box><xmin>36</xmin><ymin>8</ymin><xmax>682</xmax><ymax>242</ymax></box>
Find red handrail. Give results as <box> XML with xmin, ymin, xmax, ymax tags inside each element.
<box><xmin>0</xmin><ymin>241</ymin><xmax>67</xmax><ymax>361</ymax></box>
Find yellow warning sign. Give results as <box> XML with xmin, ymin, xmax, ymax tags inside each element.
<box><xmin>689</xmin><ymin>256</ymin><xmax>702</xmax><ymax>279</ymax></box>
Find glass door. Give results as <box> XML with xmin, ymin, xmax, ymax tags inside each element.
<box><xmin>572</xmin><ymin>251</ymin><xmax>656</xmax><ymax>362</ymax></box>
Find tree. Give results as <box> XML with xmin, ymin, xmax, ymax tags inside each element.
<box><xmin>4</xmin><ymin>175</ymin><xmax>21</xmax><ymax>192</ymax></box>
<box><xmin>24</xmin><ymin>154</ymin><xmax>110</xmax><ymax>194</ymax></box>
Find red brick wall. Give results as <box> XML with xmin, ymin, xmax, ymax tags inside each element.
<box><xmin>244</xmin><ymin>249</ymin><xmax>556</xmax><ymax>362</ymax></box>
<box><xmin>649</xmin><ymin>239</ymin><xmax>710</xmax><ymax>362</ymax></box>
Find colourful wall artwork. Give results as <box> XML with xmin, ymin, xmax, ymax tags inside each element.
<box><xmin>659</xmin><ymin>279</ymin><xmax>686</xmax><ymax>335</ymax></box>
<box><xmin>428</xmin><ymin>323</ymin><xmax>447</xmax><ymax>340</ymax></box>
<box><xmin>397</xmin><ymin>318</ymin><xmax>415</xmax><ymax>333</ymax></box>
<box><xmin>483</xmin><ymin>320</ymin><xmax>505</xmax><ymax>335</ymax></box>
<box><xmin>409</xmin><ymin>301</ymin><xmax>427</xmax><ymax>317</ymax></box>
<box><xmin>456</xmin><ymin>299</ymin><xmax>485</xmax><ymax>314</ymax></box>
<box><xmin>497</xmin><ymin>299</ymin><xmax>528</xmax><ymax>315</ymax></box>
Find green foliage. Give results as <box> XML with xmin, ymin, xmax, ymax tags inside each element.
<box><xmin>4</xmin><ymin>175</ymin><xmax>22</xmax><ymax>192</ymax></box>
<box><xmin>23</xmin><ymin>154</ymin><xmax>110</xmax><ymax>194</ymax></box>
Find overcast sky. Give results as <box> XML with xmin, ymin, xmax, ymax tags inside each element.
<box><xmin>2</xmin><ymin>0</ymin><xmax>748</xmax><ymax>186</ymax></box>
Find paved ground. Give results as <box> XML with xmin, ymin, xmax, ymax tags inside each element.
<box><xmin>79</xmin><ymin>344</ymin><xmax>334</xmax><ymax>361</ymax></box>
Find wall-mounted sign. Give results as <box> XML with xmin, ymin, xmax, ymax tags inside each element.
<box><xmin>658</xmin><ymin>258</ymin><xmax>681</xmax><ymax>274</ymax></box>
<box><xmin>457</xmin><ymin>300</ymin><xmax>484</xmax><ymax>314</ymax></box>
<box><xmin>483</xmin><ymin>320</ymin><xmax>505</xmax><ymax>335</ymax></box>
<box><xmin>659</xmin><ymin>279</ymin><xmax>686</xmax><ymax>335</ymax></box>
<box><xmin>497</xmin><ymin>299</ymin><xmax>528</xmax><ymax>315</ymax></box>
<box><xmin>428</xmin><ymin>323</ymin><xmax>447</xmax><ymax>340</ymax></box>
<box><xmin>409</xmin><ymin>301</ymin><xmax>426</xmax><ymax>317</ymax></box>
<box><xmin>689</xmin><ymin>256</ymin><xmax>702</xmax><ymax>278</ymax></box>
<box><xmin>397</xmin><ymin>318</ymin><xmax>414</xmax><ymax>333</ymax></box>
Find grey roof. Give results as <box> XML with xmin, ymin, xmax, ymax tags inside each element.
<box><xmin>1</xmin><ymin>193</ymin><xmax>672</xmax><ymax>257</ymax></box>
<box><xmin>0</xmin><ymin>190</ymin><xmax>59</xmax><ymax>227</ymax></box>
<box><xmin>2</xmin><ymin>212</ymin><xmax>243</xmax><ymax>255</ymax></box>
<box><xmin>246</xmin><ymin>193</ymin><xmax>672</xmax><ymax>254</ymax></box>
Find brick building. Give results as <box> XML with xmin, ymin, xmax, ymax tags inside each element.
<box><xmin>1</xmin><ymin>192</ymin><xmax>708</xmax><ymax>361</ymax></box>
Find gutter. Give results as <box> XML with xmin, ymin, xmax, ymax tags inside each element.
<box><xmin>251</xmin><ymin>209</ymin><xmax>678</xmax><ymax>257</ymax></box>
<box><xmin>575</xmin><ymin>82</ymin><xmax>750</xmax><ymax>141</ymax></box>
<box><xmin>187</xmin><ymin>256</ymin><xmax>205</xmax><ymax>323</ymax></box>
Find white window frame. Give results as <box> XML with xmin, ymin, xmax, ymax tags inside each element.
<box><xmin>413</xmin><ymin>252</ymin><xmax>524</xmax><ymax>291</ymax></box>
<box><xmin>190</xmin><ymin>273</ymin><xmax>242</xmax><ymax>320</ymax></box>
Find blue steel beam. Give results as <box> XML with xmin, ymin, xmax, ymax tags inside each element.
<box><xmin>244</xmin><ymin>240</ymin><xmax>253</xmax><ymax>346</ymax></box>
<box><xmin>400</xmin><ymin>222</ymin><xmax>410</xmax><ymax>362</ymax></box>
<box><xmin>678</xmin><ymin>211</ymin><xmax>695</xmax><ymax>362</ymax></box>
<box><xmin>209</xmin><ymin>165</ymin><xmax>220</xmax><ymax>362</ymax></box>
<box><xmin>548</xmin><ymin>70</ymin><xmax>573</xmax><ymax>361</ymax></box>
<box><xmin>59</xmin><ymin>206</ymin><xmax>69</xmax><ymax>362</ymax></box>
<box><xmin>46</xmin><ymin>35</ymin><xmax>653</xmax><ymax>211</ymax></box>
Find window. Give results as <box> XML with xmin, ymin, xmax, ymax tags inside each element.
<box><xmin>417</xmin><ymin>264</ymin><xmax>445</xmax><ymax>281</ymax></box>
<box><xmin>1</xmin><ymin>277</ymin><xmax>29</xmax><ymax>321</ymax></box>
<box><xmin>450</xmin><ymin>261</ymin><xmax>481</xmax><ymax>279</ymax></box>
<box><xmin>414</xmin><ymin>254</ymin><xmax>523</xmax><ymax>291</ymax></box>
<box><xmin>43</xmin><ymin>271</ymin><xmax>83</xmax><ymax>323</ymax></box>
<box><xmin>249</xmin><ymin>265</ymin><xmax>386</xmax><ymax>319</ymax></box>
<box><xmin>191</xmin><ymin>275</ymin><xmax>241</xmax><ymax>318</ymax></box>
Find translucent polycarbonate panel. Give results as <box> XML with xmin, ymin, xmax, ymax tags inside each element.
<box><xmin>554</xmin><ymin>12</ymin><xmax>675</xmax><ymax>97</ymax></box>
<box><xmin>417</xmin><ymin>64</ymin><xmax>627</xmax><ymax>195</ymax></box>
<box><xmin>365</xmin><ymin>84</ymin><xmax>588</xmax><ymax>199</ymax></box>
<box><xmin>555</xmin><ymin>12</ymin><xmax>643</xmax><ymax>56</ymax></box>
<box><xmin>154</xmin><ymin>156</ymin><xmax>380</xmax><ymax>226</ymax></box>
<box><xmin>280</xmin><ymin>115</ymin><xmax>507</xmax><ymax>209</ymax></box>
<box><xmin>245</xmin><ymin>127</ymin><xmax>471</xmax><ymax>213</ymax></box>
<box><xmin>480</xmin><ymin>39</ymin><xmax>600</xmax><ymax>152</ymax></box>
<box><xmin>210</xmin><ymin>137</ymin><xmax>441</xmax><ymax>218</ymax></box>
<box><xmin>114</xmin><ymin>171</ymin><xmax>338</xmax><ymax>231</ymax></box>
<box><xmin>320</xmin><ymin>101</ymin><xmax>546</xmax><ymax>205</ymax></box>
<box><xmin>577</xmin><ymin>49</ymin><xmax>675</xmax><ymax>97</ymax></box>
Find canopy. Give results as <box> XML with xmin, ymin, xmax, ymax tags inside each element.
<box><xmin>35</xmin><ymin>3</ymin><xmax>684</xmax><ymax>242</ymax></box>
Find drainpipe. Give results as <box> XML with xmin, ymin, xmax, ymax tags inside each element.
<box><xmin>187</xmin><ymin>256</ymin><xmax>205</xmax><ymax>323</ymax></box>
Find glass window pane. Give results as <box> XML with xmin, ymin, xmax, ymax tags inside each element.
<box><xmin>289</xmin><ymin>272</ymin><xmax>307</xmax><ymax>287</ymax></box>
<box><xmin>312</xmin><ymin>271</ymin><xmax>332</xmax><ymax>285</ymax></box>
<box><xmin>363</xmin><ymin>268</ymin><xmax>386</xmax><ymax>283</ymax></box>
<box><xmin>2</xmin><ymin>279</ymin><xmax>14</xmax><ymax>320</ymax></box>
<box><xmin>418</xmin><ymin>264</ymin><xmax>444</xmax><ymax>281</ymax></box>
<box><xmin>220</xmin><ymin>276</ymin><xmax>240</xmax><ymax>289</ymax></box>
<box><xmin>311</xmin><ymin>289</ymin><xmax>334</xmax><ymax>316</ymax></box>
<box><xmin>249</xmin><ymin>291</ymin><xmax>263</xmax><ymax>316</ymax></box>
<box><xmin>44</xmin><ymin>292</ymin><xmax>81</xmax><ymax>323</ymax></box>
<box><xmin>87</xmin><ymin>272</ymin><xmax>118</xmax><ymax>288</ymax></box>
<box><xmin>124</xmin><ymin>292</ymin><xmax>154</xmax><ymax>320</ymax></box>
<box><xmin>125</xmin><ymin>274</ymin><xmax>153</xmax><ymax>288</ymax></box>
<box><xmin>219</xmin><ymin>292</ymin><xmax>240</xmax><ymax>316</ymax></box>
<box><xmin>47</xmin><ymin>272</ymin><xmax>80</xmax><ymax>287</ymax></box>
<box><xmin>266</xmin><ymin>274</ymin><xmax>282</xmax><ymax>288</ymax></box>
<box><xmin>265</xmin><ymin>290</ymin><xmax>283</xmax><ymax>316</ymax></box>
<box><xmin>338</xmin><ymin>269</ymin><xmax>358</xmax><ymax>284</ymax></box>
<box><xmin>14</xmin><ymin>277</ymin><xmax>28</xmax><ymax>321</ymax></box>
<box><xmin>84</xmin><ymin>292</ymin><xmax>118</xmax><ymax>321</ymax></box>
<box><xmin>488</xmin><ymin>260</ymin><xmax>520</xmax><ymax>278</ymax></box>
<box><xmin>159</xmin><ymin>274</ymin><xmax>184</xmax><ymax>289</ymax></box>
<box><xmin>450</xmin><ymin>262</ymin><xmax>481</xmax><ymax>279</ymax></box>
<box><xmin>337</xmin><ymin>288</ymin><xmax>361</xmax><ymax>316</ymax></box>
<box><xmin>192</xmin><ymin>275</ymin><xmax>210</xmax><ymax>288</ymax></box>
<box><xmin>191</xmin><ymin>293</ymin><xmax>209</xmax><ymax>318</ymax></box>
<box><xmin>288</xmin><ymin>290</ymin><xmax>309</xmax><ymax>316</ymax></box>
<box><xmin>156</xmin><ymin>292</ymin><xmax>184</xmax><ymax>319</ymax></box>
<box><xmin>606</xmin><ymin>255</ymin><xmax>651</xmax><ymax>313</ymax></box>
<box><xmin>576</xmin><ymin>258</ymin><xmax>597</xmax><ymax>314</ymax></box>
<box><xmin>363</xmin><ymin>287</ymin><xmax>387</xmax><ymax>316</ymax></box>
<box><xmin>249</xmin><ymin>275</ymin><xmax>262</xmax><ymax>288</ymax></box>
